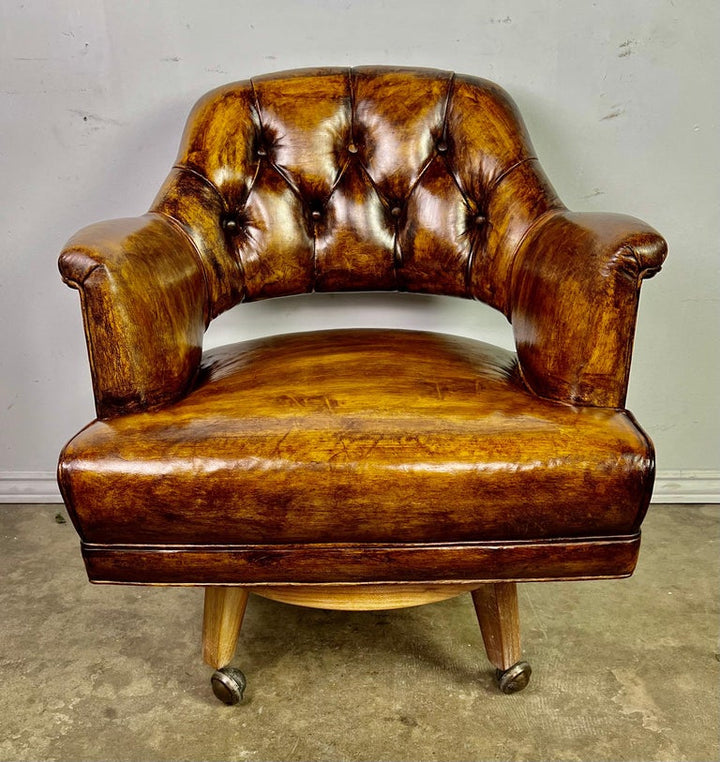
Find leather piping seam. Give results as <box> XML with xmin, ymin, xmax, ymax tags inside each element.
<box><xmin>81</xmin><ymin>533</ymin><xmax>641</xmax><ymax>551</ymax></box>
<box><xmin>618</xmin><ymin>243</ymin><xmax>642</xmax><ymax>408</ymax></box>
<box><xmin>249</xmin><ymin>76</ymin><xmax>304</xmax><ymax>205</ymax></box>
<box><xmin>147</xmin><ymin>210</ymin><xmax>212</xmax><ymax>328</ymax></box>
<box><xmin>347</xmin><ymin>66</ymin><xmax>356</xmax><ymax>146</ymax></box>
<box><xmin>231</xmin><ymin>152</ymin><xmax>260</xmax><ymax>305</ymax></box>
<box><xmin>464</xmin><ymin>232</ymin><xmax>479</xmax><ymax>299</ymax></box>
<box><xmin>514</xmin><ymin>359</ymin><xmax>628</xmax><ymax>412</ymax></box>
<box><xmin>60</xmin><ymin>260</ymin><xmax>103</xmax><ymax>288</ymax></box>
<box><xmin>619</xmin><ymin>242</ymin><xmax>664</xmax><ymax>284</ymax></box>
<box><xmin>395</xmin><ymin>149</ymin><xmax>441</xmax><ymax>282</ymax></box>
<box><xmin>441</xmin><ymin>147</ymin><xmax>476</xmax><ymax>283</ymax></box>
<box><xmin>164</xmin><ymin>165</ymin><xmax>248</xmax><ymax>312</ymax></box>
<box><xmin>624</xmin><ymin>408</ymin><xmax>657</xmax><ymax>529</ymax></box>
<box><xmin>88</xmin><ymin>576</ymin><xmax>635</xmax><ymax>586</ymax></box>
<box><xmin>309</xmin><ymin>70</ymin><xmax>358</xmax><ymax>292</ymax></box>
<box><xmin>353</xmin><ymin>161</ymin><xmax>399</xmax><ymax>291</ymax></box>
<box><xmin>505</xmin><ymin>205</ymin><xmax>565</xmax><ymax>319</ymax></box>
<box><xmin>489</xmin><ymin>155</ymin><xmax>536</xmax><ymax>193</ymax></box>
<box><xmin>166</xmin><ymin>166</ymin><xmax>247</xmax><ymax>310</ymax></box>
<box><xmin>428</xmin><ymin>73</ymin><xmax>480</xmax><ymax>300</ymax></box>
<box><xmin>171</xmin><ymin>164</ymin><xmax>227</xmax><ymax>210</ymax></box>
<box><xmin>250</xmin><ymin>77</ymin><xmax>314</xmax><ymax>296</ymax></box>
<box><xmin>439</xmin><ymin>71</ymin><xmax>455</xmax><ymax>137</ymax></box>
<box><xmin>75</xmin><ymin>283</ymin><xmax>102</xmax><ymax>414</ymax></box>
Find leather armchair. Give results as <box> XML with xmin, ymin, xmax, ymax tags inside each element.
<box><xmin>58</xmin><ymin>66</ymin><xmax>667</xmax><ymax>703</ymax></box>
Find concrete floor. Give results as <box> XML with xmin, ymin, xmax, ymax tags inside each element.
<box><xmin>0</xmin><ymin>504</ymin><xmax>718</xmax><ymax>762</ymax></box>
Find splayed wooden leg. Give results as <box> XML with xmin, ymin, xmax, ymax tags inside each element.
<box><xmin>202</xmin><ymin>587</ymin><xmax>249</xmax><ymax>670</ymax></box>
<box><xmin>472</xmin><ymin>583</ymin><xmax>531</xmax><ymax>693</ymax></box>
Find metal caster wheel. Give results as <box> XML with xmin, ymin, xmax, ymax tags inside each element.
<box><xmin>211</xmin><ymin>667</ymin><xmax>247</xmax><ymax>705</ymax></box>
<box><xmin>495</xmin><ymin>661</ymin><xmax>532</xmax><ymax>694</ymax></box>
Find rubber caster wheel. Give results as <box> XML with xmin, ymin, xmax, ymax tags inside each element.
<box><xmin>211</xmin><ymin>667</ymin><xmax>247</xmax><ymax>705</ymax></box>
<box><xmin>495</xmin><ymin>661</ymin><xmax>532</xmax><ymax>694</ymax></box>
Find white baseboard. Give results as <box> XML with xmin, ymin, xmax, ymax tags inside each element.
<box><xmin>652</xmin><ymin>470</ymin><xmax>720</xmax><ymax>504</ymax></box>
<box><xmin>0</xmin><ymin>471</ymin><xmax>62</xmax><ymax>503</ymax></box>
<box><xmin>1</xmin><ymin>469</ymin><xmax>719</xmax><ymax>505</ymax></box>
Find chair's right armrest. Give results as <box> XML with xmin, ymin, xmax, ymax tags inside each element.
<box><xmin>59</xmin><ymin>213</ymin><xmax>208</xmax><ymax>418</ymax></box>
<box><xmin>509</xmin><ymin>210</ymin><xmax>667</xmax><ymax>408</ymax></box>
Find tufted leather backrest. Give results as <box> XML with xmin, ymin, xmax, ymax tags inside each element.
<box><xmin>151</xmin><ymin>66</ymin><xmax>564</xmax><ymax>322</ymax></box>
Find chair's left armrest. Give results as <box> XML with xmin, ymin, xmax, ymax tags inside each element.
<box><xmin>509</xmin><ymin>210</ymin><xmax>667</xmax><ymax>408</ymax></box>
<box><xmin>59</xmin><ymin>213</ymin><xmax>208</xmax><ymax>418</ymax></box>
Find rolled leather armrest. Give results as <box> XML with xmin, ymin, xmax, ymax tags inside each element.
<box><xmin>59</xmin><ymin>213</ymin><xmax>208</xmax><ymax>418</ymax></box>
<box><xmin>510</xmin><ymin>210</ymin><xmax>667</xmax><ymax>408</ymax></box>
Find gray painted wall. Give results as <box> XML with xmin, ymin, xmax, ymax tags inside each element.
<box><xmin>1</xmin><ymin>0</ymin><xmax>718</xmax><ymax>500</ymax></box>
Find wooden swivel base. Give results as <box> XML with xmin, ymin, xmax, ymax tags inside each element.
<box><xmin>202</xmin><ymin>582</ymin><xmax>531</xmax><ymax>704</ymax></box>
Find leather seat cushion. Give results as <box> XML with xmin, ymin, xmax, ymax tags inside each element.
<box><xmin>59</xmin><ymin>329</ymin><xmax>653</xmax><ymax>545</ymax></box>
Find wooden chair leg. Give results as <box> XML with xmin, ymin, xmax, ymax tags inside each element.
<box><xmin>202</xmin><ymin>586</ymin><xmax>249</xmax><ymax>669</ymax></box>
<box><xmin>472</xmin><ymin>582</ymin><xmax>521</xmax><ymax>670</ymax></box>
<box><xmin>472</xmin><ymin>583</ymin><xmax>532</xmax><ymax>693</ymax></box>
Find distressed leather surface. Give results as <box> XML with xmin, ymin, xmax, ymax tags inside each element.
<box><xmin>60</xmin><ymin>67</ymin><xmax>666</xmax><ymax>418</ymax></box>
<box><xmin>58</xmin><ymin>67</ymin><xmax>667</xmax><ymax>582</ymax></box>
<box><xmin>155</xmin><ymin>67</ymin><xmax>562</xmax><ymax>316</ymax></box>
<box><xmin>59</xmin><ymin>214</ymin><xmax>206</xmax><ymax>414</ymax></box>
<box><xmin>59</xmin><ymin>329</ymin><xmax>653</xmax><ymax>546</ymax></box>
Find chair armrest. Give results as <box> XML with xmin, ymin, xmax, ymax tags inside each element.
<box><xmin>59</xmin><ymin>213</ymin><xmax>208</xmax><ymax>418</ymax></box>
<box><xmin>510</xmin><ymin>211</ymin><xmax>667</xmax><ymax>408</ymax></box>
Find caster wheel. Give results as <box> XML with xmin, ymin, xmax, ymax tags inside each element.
<box><xmin>211</xmin><ymin>667</ymin><xmax>247</xmax><ymax>705</ymax></box>
<box><xmin>495</xmin><ymin>661</ymin><xmax>532</xmax><ymax>694</ymax></box>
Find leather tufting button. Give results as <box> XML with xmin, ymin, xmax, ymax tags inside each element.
<box><xmin>347</xmin><ymin>143</ymin><xmax>358</xmax><ymax>154</ymax></box>
<box><xmin>311</xmin><ymin>210</ymin><xmax>322</xmax><ymax>221</ymax></box>
<box><xmin>257</xmin><ymin>148</ymin><xmax>267</xmax><ymax>157</ymax></box>
<box><xmin>223</xmin><ymin>217</ymin><xmax>239</xmax><ymax>234</ymax></box>
<box><xmin>437</xmin><ymin>141</ymin><xmax>448</xmax><ymax>153</ymax></box>
<box><xmin>475</xmin><ymin>215</ymin><xmax>486</xmax><ymax>225</ymax></box>
<box><xmin>390</xmin><ymin>206</ymin><xmax>402</xmax><ymax>218</ymax></box>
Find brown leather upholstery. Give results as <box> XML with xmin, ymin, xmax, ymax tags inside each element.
<box><xmin>61</xmin><ymin>329</ymin><xmax>652</xmax><ymax>548</ymax></box>
<box><xmin>58</xmin><ymin>66</ymin><xmax>666</xmax><ymax>589</ymax></box>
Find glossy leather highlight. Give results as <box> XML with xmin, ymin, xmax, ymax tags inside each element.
<box><xmin>59</xmin><ymin>329</ymin><xmax>653</xmax><ymax>547</ymax></box>
<box><xmin>58</xmin><ymin>67</ymin><xmax>667</xmax><ymax>587</ymax></box>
